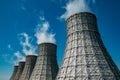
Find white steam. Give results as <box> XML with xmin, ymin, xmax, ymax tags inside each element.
<box><xmin>19</xmin><ymin>33</ymin><xmax>37</xmax><ymax>55</ymax></box>
<box><xmin>13</xmin><ymin>51</ymin><xmax>25</xmax><ymax>65</ymax></box>
<box><xmin>8</xmin><ymin>15</ymin><xmax>56</xmax><ymax>65</ymax></box>
<box><xmin>35</xmin><ymin>16</ymin><xmax>56</xmax><ymax>44</ymax></box>
<box><xmin>11</xmin><ymin>33</ymin><xmax>37</xmax><ymax>65</ymax></box>
<box><xmin>60</xmin><ymin>0</ymin><xmax>96</xmax><ymax>19</ymax></box>
<box><xmin>14</xmin><ymin>51</ymin><xmax>25</xmax><ymax>61</ymax></box>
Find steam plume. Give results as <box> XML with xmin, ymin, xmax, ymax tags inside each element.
<box><xmin>60</xmin><ymin>0</ymin><xmax>96</xmax><ymax>20</ymax></box>
<box><xmin>13</xmin><ymin>51</ymin><xmax>25</xmax><ymax>65</ymax></box>
<box><xmin>18</xmin><ymin>33</ymin><xmax>37</xmax><ymax>55</ymax></box>
<box><xmin>35</xmin><ymin>16</ymin><xmax>56</xmax><ymax>44</ymax></box>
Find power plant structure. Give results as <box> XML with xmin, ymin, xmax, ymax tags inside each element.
<box><xmin>14</xmin><ymin>61</ymin><xmax>25</xmax><ymax>80</ymax></box>
<box><xmin>30</xmin><ymin>43</ymin><xmax>59</xmax><ymax>80</ymax></box>
<box><xmin>56</xmin><ymin>12</ymin><xmax>120</xmax><ymax>80</ymax></box>
<box><xmin>10</xmin><ymin>65</ymin><xmax>18</xmax><ymax>80</ymax></box>
<box><xmin>9</xmin><ymin>12</ymin><xmax>120</xmax><ymax>80</ymax></box>
<box><xmin>20</xmin><ymin>55</ymin><xmax>37</xmax><ymax>80</ymax></box>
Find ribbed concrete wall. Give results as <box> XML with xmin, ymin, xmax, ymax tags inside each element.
<box><xmin>14</xmin><ymin>62</ymin><xmax>25</xmax><ymax>80</ymax></box>
<box><xmin>56</xmin><ymin>12</ymin><xmax>120</xmax><ymax>80</ymax></box>
<box><xmin>30</xmin><ymin>43</ymin><xmax>58</xmax><ymax>80</ymax></box>
<box><xmin>10</xmin><ymin>65</ymin><xmax>18</xmax><ymax>80</ymax></box>
<box><xmin>20</xmin><ymin>55</ymin><xmax>37</xmax><ymax>80</ymax></box>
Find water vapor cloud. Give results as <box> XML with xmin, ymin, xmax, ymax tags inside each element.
<box><xmin>35</xmin><ymin>16</ymin><xmax>56</xmax><ymax>44</ymax></box>
<box><xmin>60</xmin><ymin>0</ymin><xmax>96</xmax><ymax>20</ymax></box>
<box><xmin>18</xmin><ymin>33</ymin><xmax>37</xmax><ymax>55</ymax></box>
<box><xmin>11</xmin><ymin>33</ymin><xmax>37</xmax><ymax>65</ymax></box>
<box><xmin>13</xmin><ymin>51</ymin><xmax>25</xmax><ymax>65</ymax></box>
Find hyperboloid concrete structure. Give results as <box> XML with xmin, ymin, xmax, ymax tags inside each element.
<box><xmin>20</xmin><ymin>55</ymin><xmax>37</xmax><ymax>80</ymax></box>
<box><xmin>14</xmin><ymin>61</ymin><xmax>25</xmax><ymax>80</ymax></box>
<box><xmin>30</xmin><ymin>43</ymin><xmax>58</xmax><ymax>80</ymax></box>
<box><xmin>56</xmin><ymin>12</ymin><xmax>120</xmax><ymax>80</ymax></box>
<box><xmin>10</xmin><ymin>65</ymin><xmax>18</xmax><ymax>80</ymax></box>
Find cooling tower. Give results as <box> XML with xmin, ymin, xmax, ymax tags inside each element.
<box><xmin>20</xmin><ymin>55</ymin><xmax>37</xmax><ymax>80</ymax></box>
<box><xmin>10</xmin><ymin>65</ymin><xmax>18</xmax><ymax>80</ymax></box>
<box><xmin>30</xmin><ymin>43</ymin><xmax>58</xmax><ymax>80</ymax></box>
<box><xmin>14</xmin><ymin>61</ymin><xmax>25</xmax><ymax>80</ymax></box>
<box><xmin>56</xmin><ymin>12</ymin><xmax>120</xmax><ymax>80</ymax></box>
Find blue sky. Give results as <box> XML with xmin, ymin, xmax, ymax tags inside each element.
<box><xmin>0</xmin><ymin>0</ymin><xmax>120</xmax><ymax>80</ymax></box>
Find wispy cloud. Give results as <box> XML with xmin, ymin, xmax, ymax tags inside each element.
<box><xmin>10</xmin><ymin>51</ymin><xmax>25</xmax><ymax>65</ymax></box>
<box><xmin>18</xmin><ymin>33</ymin><xmax>37</xmax><ymax>55</ymax></box>
<box><xmin>8</xmin><ymin>44</ymin><xmax>12</xmax><ymax>50</ymax></box>
<box><xmin>8</xmin><ymin>33</ymin><xmax>37</xmax><ymax>65</ymax></box>
<box><xmin>7</xmin><ymin>13</ymin><xmax>56</xmax><ymax>65</ymax></box>
<box><xmin>35</xmin><ymin>16</ymin><xmax>56</xmax><ymax>44</ymax></box>
<box><xmin>14</xmin><ymin>51</ymin><xmax>25</xmax><ymax>62</ymax></box>
<box><xmin>60</xmin><ymin>0</ymin><xmax>96</xmax><ymax>20</ymax></box>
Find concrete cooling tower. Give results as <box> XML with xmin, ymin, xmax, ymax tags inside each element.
<box><xmin>30</xmin><ymin>43</ymin><xmax>58</xmax><ymax>80</ymax></box>
<box><xmin>14</xmin><ymin>61</ymin><xmax>25</xmax><ymax>80</ymax></box>
<box><xmin>10</xmin><ymin>65</ymin><xmax>18</xmax><ymax>80</ymax></box>
<box><xmin>20</xmin><ymin>55</ymin><xmax>37</xmax><ymax>80</ymax></box>
<box><xmin>56</xmin><ymin>12</ymin><xmax>120</xmax><ymax>80</ymax></box>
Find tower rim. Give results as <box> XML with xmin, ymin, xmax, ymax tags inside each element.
<box><xmin>19</xmin><ymin>61</ymin><xmax>25</xmax><ymax>64</ymax></box>
<box><xmin>38</xmin><ymin>42</ymin><xmax>57</xmax><ymax>47</ymax></box>
<box><xmin>66</xmin><ymin>12</ymin><xmax>96</xmax><ymax>22</ymax></box>
<box><xmin>26</xmin><ymin>55</ymin><xmax>37</xmax><ymax>57</ymax></box>
<box><xmin>14</xmin><ymin>65</ymin><xmax>18</xmax><ymax>67</ymax></box>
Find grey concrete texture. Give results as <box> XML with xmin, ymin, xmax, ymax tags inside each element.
<box><xmin>20</xmin><ymin>55</ymin><xmax>37</xmax><ymax>80</ymax></box>
<box><xmin>10</xmin><ymin>65</ymin><xmax>18</xmax><ymax>80</ymax></box>
<box><xmin>14</xmin><ymin>62</ymin><xmax>25</xmax><ymax>80</ymax></box>
<box><xmin>56</xmin><ymin>12</ymin><xmax>120</xmax><ymax>80</ymax></box>
<box><xmin>30</xmin><ymin>43</ymin><xmax>59</xmax><ymax>80</ymax></box>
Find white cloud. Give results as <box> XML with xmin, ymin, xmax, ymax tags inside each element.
<box><xmin>8</xmin><ymin>44</ymin><xmax>12</xmax><ymax>49</ymax></box>
<box><xmin>60</xmin><ymin>0</ymin><xmax>96</xmax><ymax>20</ymax></box>
<box><xmin>7</xmin><ymin>14</ymin><xmax>56</xmax><ymax>65</ymax></box>
<box><xmin>35</xmin><ymin>16</ymin><xmax>56</xmax><ymax>44</ymax></box>
<box><xmin>13</xmin><ymin>51</ymin><xmax>25</xmax><ymax>65</ymax></box>
<box><xmin>9</xmin><ymin>33</ymin><xmax>37</xmax><ymax>65</ymax></box>
<box><xmin>19</xmin><ymin>33</ymin><xmax>37</xmax><ymax>55</ymax></box>
<box><xmin>14</xmin><ymin>51</ymin><xmax>25</xmax><ymax>61</ymax></box>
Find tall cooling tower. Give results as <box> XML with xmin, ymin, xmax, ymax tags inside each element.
<box><xmin>10</xmin><ymin>65</ymin><xmax>18</xmax><ymax>80</ymax></box>
<box><xmin>14</xmin><ymin>61</ymin><xmax>25</xmax><ymax>80</ymax></box>
<box><xmin>30</xmin><ymin>43</ymin><xmax>58</xmax><ymax>80</ymax></box>
<box><xmin>56</xmin><ymin>12</ymin><xmax>120</xmax><ymax>80</ymax></box>
<box><xmin>20</xmin><ymin>55</ymin><xmax>37</xmax><ymax>80</ymax></box>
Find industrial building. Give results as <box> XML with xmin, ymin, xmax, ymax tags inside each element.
<box><xmin>10</xmin><ymin>65</ymin><xmax>18</xmax><ymax>80</ymax></box>
<box><xmin>20</xmin><ymin>55</ymin><xmax>37</xmax><ymax>80</ymax></box>
<box><xmin>10</xmin><ymin>12</ymin><xmax>120</xmax><ymax>80</ymax></box>
<box><xmin>56</xmin><ymin>12</ymin><xmax>120</xmax><ymax>80</ymax></box>
<box><xmin>29</xmin><ymin>43</ymin><xmax>58</xmax><ymax>80</ymax></box>
<box><xmin>14</xmin><ymin>62</ymin><xmax>25</xmax><ymax>80</ymax></box>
